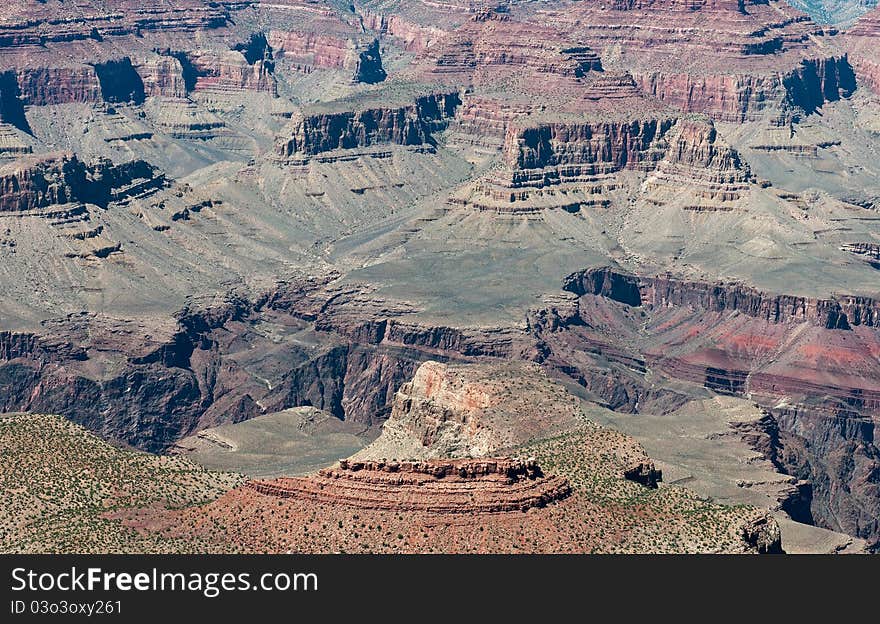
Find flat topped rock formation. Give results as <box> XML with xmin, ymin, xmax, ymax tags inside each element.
<box><xmin>246</xmin><ymin>457</ymin><xmax>572</xmax><ymax>514</ymax></box>
<box><xmin>356</xmin><ymin>361</ymin><xmax>593</xmax><ymax>460</ymax></box>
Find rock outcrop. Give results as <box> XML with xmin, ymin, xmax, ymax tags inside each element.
<box><xmin>135</xmin><ymin>56</ymin><xmax>188</xmax><ymax>99</ymax></box>
<box><xmin>564</xmin><ymin>267</ymin><xmax>880</xmax><ymax>329</ymax></box>
<box><xmin>181</xmin><ymin>50</ymin><xmax>277</xmax><ymax>96</ymax></box>
<box><xmin>636</xmin><ymin>56</ymin><xmax>856</xmax><ymax>123</ymax></box>
<box><xmin>844</xmin><ymin>7</ymin><xmax>880</xmax><ymax>92</ymax></box>
<box><xmin>741</xmin><ymin>515</ymin><xmax>784</xmax><ymax>554</ymax></box>
<box><xmin>346</xmin><ymin>38</ymin><xmax>386</xmax><ymax>84</ymax></box>
<box><xmin>246</xmin><ymin>458</ymin><xmax>572</xmax><ymax>514</ymax></box>
<box><xmin>356</xmin><ymin>360</ymin><xmax>590</xmax><ymax>460</ymax></box>
<box><xmin>0</xmin><ymin>153</ymin><xmax>162</xmax><ymax>212</ymax></box>
<box><xmin>644</xmin><ymin>117</ymin><xmax>753</xmax><ymax>210</ymax></box>
<box><xmin>841</xmin><ymin>242</ymin><xmax>880</xmax><ymax>268</ymax></box>
<box><xmin>451</xmin><ymin>113</ymin><xmax>676</xmax><ymax>213</ymax></box>
<box><xmin>275</xmin><ymin>92</ymin><xmax>461</xmax><ymax>158</ymax></box>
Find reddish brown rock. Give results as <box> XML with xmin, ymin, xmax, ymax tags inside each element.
<box><xmin>844</xmin><ymin>7</ymin><xmax>880</xmax><ymax>93</ymax></box>
<box><xmin>136</xmin><ymin>56</ymin><xmax>188</xmax><ymax>99</ymax></box>
<box><xmin>0</xmin><ymin>153</ymin><xmax>162</xmax><ymax>213</ymax></box>
<box><xmin>186</xmin><ymin>50</ymin><xmax>277</xmax><ymax>95</ymax></box>
<box><xmin>564</xmin><ymin>267</ymin><xmax>880</xmax><ymax>329</ymax></box>
<box><xmin>246</xmin><ymin>457</ymin><xmax>571</xmax><ymax>514</ymax></box>
<box><xmin>523</xmin><ymin>0</ymin><xmax>855</xmax><ymax>121</ymax></box>
<box><xmin>450</xmin><ymin>109</ymin><xmax>677</xmax><ymax>213</ymax></box>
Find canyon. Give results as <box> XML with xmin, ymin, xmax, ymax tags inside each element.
<box><xmin>0</xmin><ymin>0</ymin><xmax>878</xmax><ymax>553</ymax></box>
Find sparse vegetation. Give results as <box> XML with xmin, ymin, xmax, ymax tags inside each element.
<box><xmin>0</xmin><ymin>413</ymin><xmax>244</xmax><ymax>553</ymax></box>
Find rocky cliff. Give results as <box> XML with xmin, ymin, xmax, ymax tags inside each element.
<box><xmin>844</xmin><ymin>7</ymin><xmax>880</xmax><ymax>92</ymax></box>
<box><xmin>246</xmin><ymin>458</ymin><xmax>572</xmax><ymax>514</ymax></box>
<box><xmin>275</xmin><ymin>92</ymin><xmax>461</xmax><ymax>158</ymax></box>
<box><xmin>345</xmin><ymin>38</ymin><xmax>387</xmax><ymax>84</ymax></box>
<box><xmin>644</xmin><ymin>117</ymin><xmax>753</xmax><ymax>209</ymax></box>
<box><xmin>135</xmin><ymin>56</ymin><xmax>188</xmax><ymax>99</ymax></box>
<box><xmin>564</xmin><ymin>267</ymin><xmax>880</xmax><ymax>329</ymax></box>
<box><xmin>0</xmin><ymin>153</ymin><xmax>161</xmax><ymax>212</ymax></box>
<box><xmin>360</xmin><ymin>361</ymin><xmax>588</xmax><ymax>459</ymax></box>
<box><xmin>418</xmin><ymin>9</ymin><xmax>603</xmax><ymax>83</ymax></box>
<box><xmin>451</xmin><ymin>111</ymin><xmax>677</xmax><ymax>212</ymax></box>
<box><xmin>551</xmin><ymin>266</ymin><xmax>880</xmax><ymax>546</ymax></box>
<box><xmin>503</xmin><ymin>118</ymin><xmax>676</xmax><ymax>175</ymax></box>
<box><xmin>636</xmin><ymin>56</ymin><xmax>856</xmax><ymax>123</ymax></box>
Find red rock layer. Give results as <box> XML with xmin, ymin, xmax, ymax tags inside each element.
<box><xmin>187</xmin><ymin>50</ymin><xmax>277</xmax><ymax>95</ymax></box>
<box><xmin>136</xmin><ymin>56</ymin><xmax>188</xmax><ymax>99</ymax></box>
<box><xmin>512</xmin><ymin>0</ymin><xmax>856</xmax><ymax>121</ymax></box>
<box><xmin>358</xmin><ymin>2</ymin><xmax>467</xmax><ymax>53</ymax></box>
<box><xmin>417</xmin><ymin>10</ymin><xmax>602</xmax><ymax>84</ymax></box>
<box><xmin>245</xmin><ymin>458</ymin><xmax>572</xmax><ymax>513</ymax></box>
<box><xmin>268</xmin><ymin>31</ymin><xmax>351</xmax><ymax>71</ymax></box>
<box><xmin>565</xmin><ymin>267</ymin><xmax>880</xmax><ymax>329</ymax></box>
<box><xmin>553</xmin><ymin>268</ymin><xmax>880</xmax><ymax>423</ymax></box>
<box><xmin>0</xmin><ymin>1</ymin><xmax>286</xmax><ymax>105</ymax></box>
<box><xmin>0</xmin><ymin>0</ymin><xmax>230</xmax><ymax>49</ymax></box>
<box><xmin>645</xmin><ymin>118</ymin><xmax>753</xmax><ymax>208</ymax></box>
<box><xmin>845</xmin><ymin>8</ymin><xmax>880</xmax><ymax>93</ymax></box>
<box><xmin>0</xmin><ymin>152</ymin><xmax>161</xmax><ymax>212</ymax></box>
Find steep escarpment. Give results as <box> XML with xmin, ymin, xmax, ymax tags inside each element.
<box><xmin>549</xmin><ymin>267</ymin><xmax>880</xmax><ymax>546</ymax></box>
<box><xmin>503</xmin><ymin>118</ymin><xmax>675</xmax><ymax>174</ymax></box>
<box><xmin>0</xmin><ymin>1</ymin><xmax>240</xmax><ymax>105</ymax></box>
<box><xmin>644</xmin><ymin>117</ymin><xmax>753</xmax><ymax>210</ymax></box>
<box><xmin>275</xmin><ymin>91</ymin><xmax>461</xmax><ymax>158</ymax></box>
<box><xmin>532</xmin><ymin>0</ymin><xmax>858</xmax><ymax>122</ymax></box>
<box><xmin>247</xmin><ymin>458</ymin><xmax>572</xmax><ymax>514</ymax></box>
<box><xmin>0</xmin><ymin>71</ymin><xmax>30</xmax><ymax>133</ymax></box>
<box><xmin>0</xmin><ymin>153</ymin><xmax>162</xmax><ymax>212</ymax></box>
<box><xmin>729</xmin><ymin>406</ymin><xmax>878</xmax><ymax>547</ymax></box>
<box><xmin>450</xmin><ymin>112</ymin><xmax>676</xmax><ymax>212</ymax></box>
<box><xmin>92</xmin><ymin>58</ymin><xmax>146</xmax><ymax>105</ymax></box>
<box><xmin>451</xmin><ymin>111</ymin><xmax>756</xmax><ymax>214</ymax></box>
<box><xmin>0</xmin><ymin>281</ymin><xmax>516</xmax><ymax>451</ymax></box>
<box><xmin>844</xmin><ymin>7</ymin><xmax>880</xmax><ymax>92</ymax></box>
<box><xmin>347</xmin><ymin>38</ymin><xmax>386</xmax><ymax>84</ymax></box>
<box><xmin>0</xmin><ymin>0</ymin><xmax>231</xmax><ymax>48</ymax></box>
<box><xmin>416</xmin><ymin>9</ymin><xmax>603</xmax><ymax>83</ymax></box>
<box><xmin>0</xmin><ymin>309</ymin><xmax>259</xmax><ymax>453</ymax></box>
<box><xmin>636</xmin><ymin>56</ymin><xmax>856</xmax><ymax>123</ymax></box>
<box><xmin>135</xmin><ymin>56</ymin><xmax>188</xmax><ymax>98</ymax></box>
<box><xmin>564</xmin><ymin>267</ymin><xmax>880</xmax><ymax>329</ymax></box>
<box><xmin>782</xmin><ymin>56</ymin><xmax>857</xmax><ymax>116</ymax></box>
<box><xmin>173</xmin><ymin>49</ymin><xmax>277</xmax><ymax>96</ymax></box>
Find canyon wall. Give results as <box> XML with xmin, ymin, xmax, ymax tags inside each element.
<box><xmin>845</xmin><ymin>8</ymin><xmax>880</xmax><ymax>92</ymax></box>
<box><xmin>552</xmin><ymin>266</ymin><xmax>880</xmax><ymax>546</ymax></box>
<box><xmin>276</xmin><ymin>92</ymin><xmax>461</xmax><ymax>157</ymax></box>
<box><xmin>635</xmin><ymin>56</ymin><xmax>856</xmax><ymax>122</ymax></box>
<box><xmin>564</xmin><ymin>267</ymin><xmax>880</xmax><ymax>328</ymax></box>
<box><xmin>0</xmin><ymin>153</ymin><xmax>161</xmax><ymax>212</ymax></box>
<box><xmin>503</xmin><ymin>118</ymin><xmax>676</xmax><ymax>177</ymax></box>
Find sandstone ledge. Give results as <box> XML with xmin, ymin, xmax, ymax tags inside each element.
<box><xmin>245</xmin><ymin>457</ymin><xmax>572</xmax><ymax>514</ymax></box>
